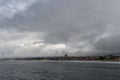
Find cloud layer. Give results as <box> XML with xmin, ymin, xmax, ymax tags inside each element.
<box><xmin>0</xmin><ymin>0</ymin><xmax>120</xmax><ymax>57</ymax></box>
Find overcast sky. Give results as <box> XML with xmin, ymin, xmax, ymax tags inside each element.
<box><xmin>0</xmin><ymin>0</ymin><xmax>120</xmax><ymax>57</ymax></box>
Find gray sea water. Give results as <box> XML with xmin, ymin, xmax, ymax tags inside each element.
<box><xmin>0</xmin><ymin>60</ymin><xmax>120</xmax><ymax>80</ymax></box>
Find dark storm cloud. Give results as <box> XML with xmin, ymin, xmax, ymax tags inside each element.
<box><xmin>95</xmin><ymin>34</ymin><xmax>120</xmax><ymax>52</ymax></box>
<box><xmin>0</xmin><ymin>0</ymin><xmax>120</xmax><ymax>57</ymax></box>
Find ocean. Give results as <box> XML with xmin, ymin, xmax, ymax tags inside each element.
<box><xmin>0</xmin><ymin>60</ymin><xmax>119</xmax><ymax>80</ymax></box>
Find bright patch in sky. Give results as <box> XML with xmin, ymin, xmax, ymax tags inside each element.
<box><xmin>0</xmin><ymin>0</ymin><xmax>37</xmax><ymax>18</ymax></box>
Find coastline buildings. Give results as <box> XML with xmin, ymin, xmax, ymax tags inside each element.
<box><xmin>2</xmin><ymin>54</ymin><xmax>120</xmax><ymax>61</ymax></box>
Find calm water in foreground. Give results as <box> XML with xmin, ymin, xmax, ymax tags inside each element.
<box><xmin>0</xmin><ymin>60</ymin><xmax>120</xmax><ymax>80</ymax></box>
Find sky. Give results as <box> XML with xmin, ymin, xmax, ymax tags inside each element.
<box><xmin>0</xmin><ymin>0</ymin><xmax>120</xmax><ymax>57</ymax></box>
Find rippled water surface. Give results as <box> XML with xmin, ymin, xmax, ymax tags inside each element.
<box><xmin>0</xmin><ymin>60</ymin><xmax>120</xmax><ymax>80</ymax></box>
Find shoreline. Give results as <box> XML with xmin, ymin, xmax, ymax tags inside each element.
<box><xmin>1</xmin><ymin>59</ymin><xmax>120</xmax><ymax>62</ymax></box>
<box><xmin>0</xmin><ymin>55</ymin><xmax>120</xmax><ymax>61</ymax></box>
<box><xmin>1</xmin><ymin>60</ymin><xmax>120</xmax><ymax>64</ymax></box>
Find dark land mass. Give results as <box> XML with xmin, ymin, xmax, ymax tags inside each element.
<box><xmin>1</xmin><ymin>55</ymin><xmax>120</xmax><ymax>61</ymax></box>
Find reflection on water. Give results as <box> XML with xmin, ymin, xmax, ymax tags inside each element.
<box><xmin>0</xmin><ymin>60</ymin><xmax>120</xmax><ymax>80</ymax></box>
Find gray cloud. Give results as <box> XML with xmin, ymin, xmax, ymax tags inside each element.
<box><xmin>0</xmin><ymin>0</ymin><xmax>120</xmax><ymax>57</ymax></box>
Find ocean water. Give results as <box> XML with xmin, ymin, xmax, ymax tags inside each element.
<box><xmin>0</xmin><ymin>60</ymin><xmax>119</xmax><ymax>80</ymax></box>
